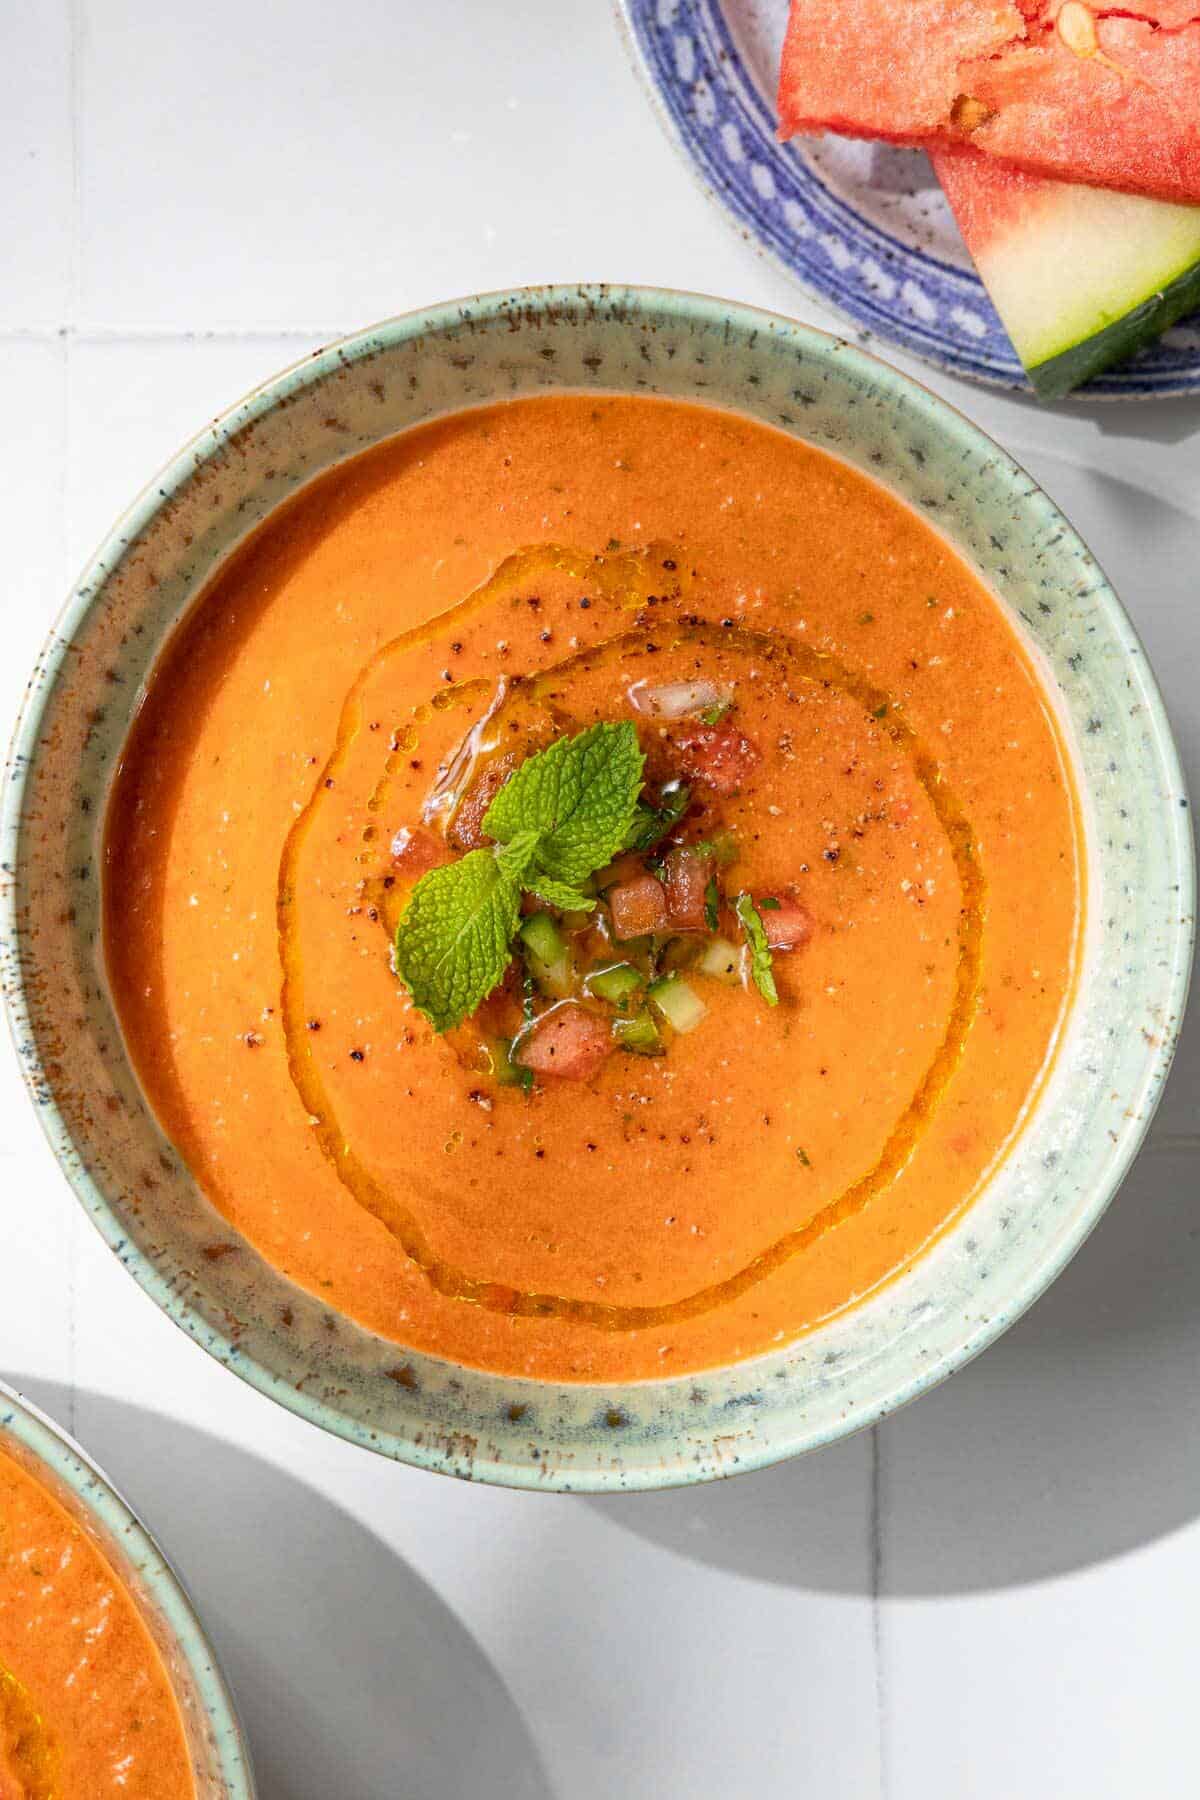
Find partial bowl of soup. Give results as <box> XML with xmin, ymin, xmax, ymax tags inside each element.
<box><xmin>0</xmin><ymin>1383</ymin><xmax>251</xmax><ymax>1797</ymax></box>
<box><xmin>2</xmin><ymin>288</ymin><xmax>1191</xmax><ymax>1488</ymax></box>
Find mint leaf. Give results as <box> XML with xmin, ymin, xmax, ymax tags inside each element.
<box><xmin>484</xmin><ymin>722</ymin><xmax>644</xmax><ymax>886</ymax></box>
<box><xmin>393</xmin><ymin>849</ymin><xmax>523</xmax><ymax>1032</ymax></box>
<box><xmin>735</xmin><ymin>893</ymin><xmax>778</xmax><ymax>1007</ymax></box>
<box><xmin>704</xmin><ymin>876</ymin><xmax>719</xmax><ymax>932</ymax></box>
<box><xmin>494</xmin><ymin>829</ymin><xmax>542</xmax><ymax>886</ymax></box>
<box><xmin>526</xmin><ymin>874</ymin><xmax>596</xmax><ymax>913</ymax></box>
<box><xmin>623</xmin><ymin>803</ymin><xmax>662</xmax><ymax>853</ymax></box>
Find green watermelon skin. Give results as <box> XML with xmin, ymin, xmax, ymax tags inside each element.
<box><xmin>777</xmin><ymin>0</ymin><xmax>1200</xmax><ymax>206</ymax></box>
<box><xmin>932</xmin><ymin>145</ymin><xmax>1200</xmax><ymax>399</ymax></box>
<box><xmin>1027</xmin><ymin>272</ymin><xmax>1200</xmax><ymax>400</ymax></box>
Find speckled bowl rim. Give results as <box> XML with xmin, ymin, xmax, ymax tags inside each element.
<box><xmin>2</xmin><ymin>284</ymin><xmax>1194</xmax><ymax>1490</ymax></box>
<box><xmin>0</xmin><ymin>1380</ymin><xmax>254</xmax><ymax>1794</ymax></box>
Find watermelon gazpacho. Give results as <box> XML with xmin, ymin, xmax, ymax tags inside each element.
<box><xmin>778</xmin><ymin>0</ymin><xmax>1200</xmax><ymax>205</ymax></box>
<box><xmin>0</xmin><ymin>1440</ymin><xmax>195</xmax><ymax>1799</ymax></box>
<box><xmin>103</xmin><ymin>395</ymin><xmax>1083</xmax><ymax>1383</ymax></box>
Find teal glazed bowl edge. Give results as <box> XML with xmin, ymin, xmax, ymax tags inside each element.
<box><xmin>0</xmin><ymin>1382</ymin><xmax>254</xmax><ymax>1794</ymax></box>
<box><xmin>2</xmin><ymin>285</ymin><xmax>1193</xmax><ymax>1490</ymax></box>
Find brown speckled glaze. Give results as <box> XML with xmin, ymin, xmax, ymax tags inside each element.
<box><xmin>2</xmin><ymin>287</ymin><xmax>1193</xmax><ymax>1489</ymax></box>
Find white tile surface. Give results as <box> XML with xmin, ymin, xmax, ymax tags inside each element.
<box><xmin>1</xmin><ymin>3</ymin><xmax>1197</xmax><ymax>1796</ymax></box>
<box><xmin>0</xmin><ymin>3</ymin><xmax>72</xmax><ymax>329</ymax></box>
<box><xmin>75</xmin><ymin>0</ymin><xmax>787</xmax><ymax>333</ymax></box>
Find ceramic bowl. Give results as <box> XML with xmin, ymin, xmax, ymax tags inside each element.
<box><xmin>0</xmin><ymin>1382</ymin><xmax>252</xmax><ymax>1794</ymax></box>
<box><xmin>2</xmin><ymin>286</ymin><xmax>1192</xmax><ymax>1490</ymax></box>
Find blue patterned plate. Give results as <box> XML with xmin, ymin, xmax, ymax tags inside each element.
<box><xmin>618</xmin><ymin>0</ymin><xmax>1200</xmax><ymax>396</ymax></box>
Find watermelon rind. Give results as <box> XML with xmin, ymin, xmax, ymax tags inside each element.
<box><xmin>935</xmin><ymin>156</ymin><xmax>1200</xmax><ymax>400</ymax></box>
<box><xmin>1029</xmin><ymin>262</ymin><xmax>1200</xmax><ymax>400</ymax></box>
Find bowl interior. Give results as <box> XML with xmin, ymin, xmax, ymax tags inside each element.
<box><xmin>2</xmin><ymin>286</ymin><xmax>1192</xmax><ymax>1490</ymax></box>
<box><xmin>0</xmin><ymin>1383</ymin><xmax>252</xmax><ymax>1795</ymax></box>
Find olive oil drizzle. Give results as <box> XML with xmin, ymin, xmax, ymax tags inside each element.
<box><xmin>277</xmin><ymin>545</ymin><xmax>987</xmax><ymax>1331</ymax></box>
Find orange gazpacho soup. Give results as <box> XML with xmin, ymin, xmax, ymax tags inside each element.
<box><xmin>0</xmin><ymin>1442</ymin><xmax>194</xmax><ymax>1798</ymax></box>
<box><xmin>104</xmin><ymin>395</ymin><xmax>1082</xmax><ymax>1382</ymax></box>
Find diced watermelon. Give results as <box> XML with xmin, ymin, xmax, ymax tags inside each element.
<box><xmin>663</xmin><ymin>846</ymin><xmax>712</xmax><ymax>931</ymax></box>
<box><xmin>672</xmin><ymin>719</ymin><xmax>761</xmax><ymax>795</ymax></box>
<box><xmin>514</xmin><ymin>1005</ymin><xmax>612</xmax><ymax>1081</ymax></box>
<box><xmin>933</xmin><ymin>143</ymin><xmax>1200</xmax><ymax>397</ymax></box>
<box><xmin>448</xmin><ymin>755</ymin><xmax>515</xmax><ymax>851</ymax></box>
<box><xmin>778</xmin><ymin>1</ymin><xmax>1200</xmax><ymax>205</ymax></box>
<box><xmin>609</xmin><ymin>874</ymin><xmax>669</xmax><ymax>939</ymax></box>
<box><xmin>390</xmin><ymin>824</ymin><xmax>450</xmax><ymax>880</ymax></box>
<box><xmin>759</xmin><ymin>896</ymin><xmax>814</xmax><ymax>951</ymax></box>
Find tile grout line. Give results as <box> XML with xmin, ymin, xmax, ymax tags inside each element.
<box><xmin>59</xmin><ymin>323</ymin><xmax>78</xmax><ymax>1436</ymax></box>
<box><xmin>64</xmin><ymin>0</ymin><xmax>82</xmax><ymax>1440</ymax></box>
<box><xmin>870</xmin><ymin>1423</ymin><xmax>889</xmax><ymax>1800</ymax></box>
<box><xmin>0</xmin><ymin>325</ymin><xmax>347</xmax><ymax>346</ymax></box>
<box><xmin>67</xmin><ymin>0</ymin><xmax>81</xmax><ymax>322</ymax></box>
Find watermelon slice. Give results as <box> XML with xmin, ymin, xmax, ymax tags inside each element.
<box><xmin>778</xmin><ymin>0</ymin><xmax>1200</xmax><ymax>205</ymax></box>
<box><xmin>933</xmin><ymin>144</ymin><xmax>1200</xmax><ymax>397</ymax></box>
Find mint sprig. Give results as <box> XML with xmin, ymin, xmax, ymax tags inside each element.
<box><xmin>735</xmin><ymin>892</ymin><xmax>778</xmax><ymax>1007</ymax></box>
<box><xmin>483</xmin><ymin>722</ymin><xmax>644</xmax><ymax>887</ymax></box>
<box><xmin>394</xmin><ymin>723</ymin><xmax>645</xmax><ymax>1032</ymax></box>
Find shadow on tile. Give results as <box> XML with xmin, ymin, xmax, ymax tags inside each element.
<box><xmin>989</xmin><ymin>382</ymin><xmax>1200</xmax><ymax>449</ymax></box>
<box><xmin>13</xmin><ymin>1381</ymin><xmax>552</xmax><ymax>1800</ymax></box>
<box><xmin>594</xmin><ymin>1112</ymin><xmax>1199</xmax><ymax>1596</ymax></box>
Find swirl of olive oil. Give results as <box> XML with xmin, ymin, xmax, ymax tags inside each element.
<box><xmin>0</xmin><ymin>1662</ymin><xmax>60</xmax><ymax>1799</ymax></box>
<box><xmin>277</xmin><ymin>546</ymin><xmax>986</xmax><ymax>1330</ymax></box>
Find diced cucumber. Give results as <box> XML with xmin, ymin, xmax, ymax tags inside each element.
<box><xmin>698</xmin><ymin>700</ymin><xmax>732</xmax><ymax>725</ymax></box>
<box><xmin>697</xmin><ymin>936</ymin><xmax>741</xmax><ymax>985</ymax></box>
<box><xmin>655</xmin><ymin>934</ymin><xmax>701</xmax><ymax>976</ymax></box>
<box><xmin>612</xmin><ymin>933</ymin><xmax>657</xmax><ymax>979</ymax></box>
<box><xmin>586</xmin><ymin>963</ymin><xmax>643</xmax><ymax>1008</ymax></box>
<box><xmin>488</xmin><ymin>1038</ymin><xmax>529</xmax><ymax>1088</ymax></box>
<box><xmin>527</xmin><ymin>955</ymin><xmax>573</xmax><ymax>1001</ymax></box>
<box><xmin>647</xmin><ymin>974</ymin><xmax>707</xmax><ymax>1035</ymax></box>
<box><xmin>519</xmin><ymin>912</ymin><xmax>572</xmax><ymax>1000</ymax></box>
<box><xmin>520</xmin><ymin>912</ymin><xmax>565</xmax><ymax>963</ymax></box>
<box><xmin>613</xmin><ymin>1008</ymin><xmax>663</xmax><ymax>1056</ymax></box>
